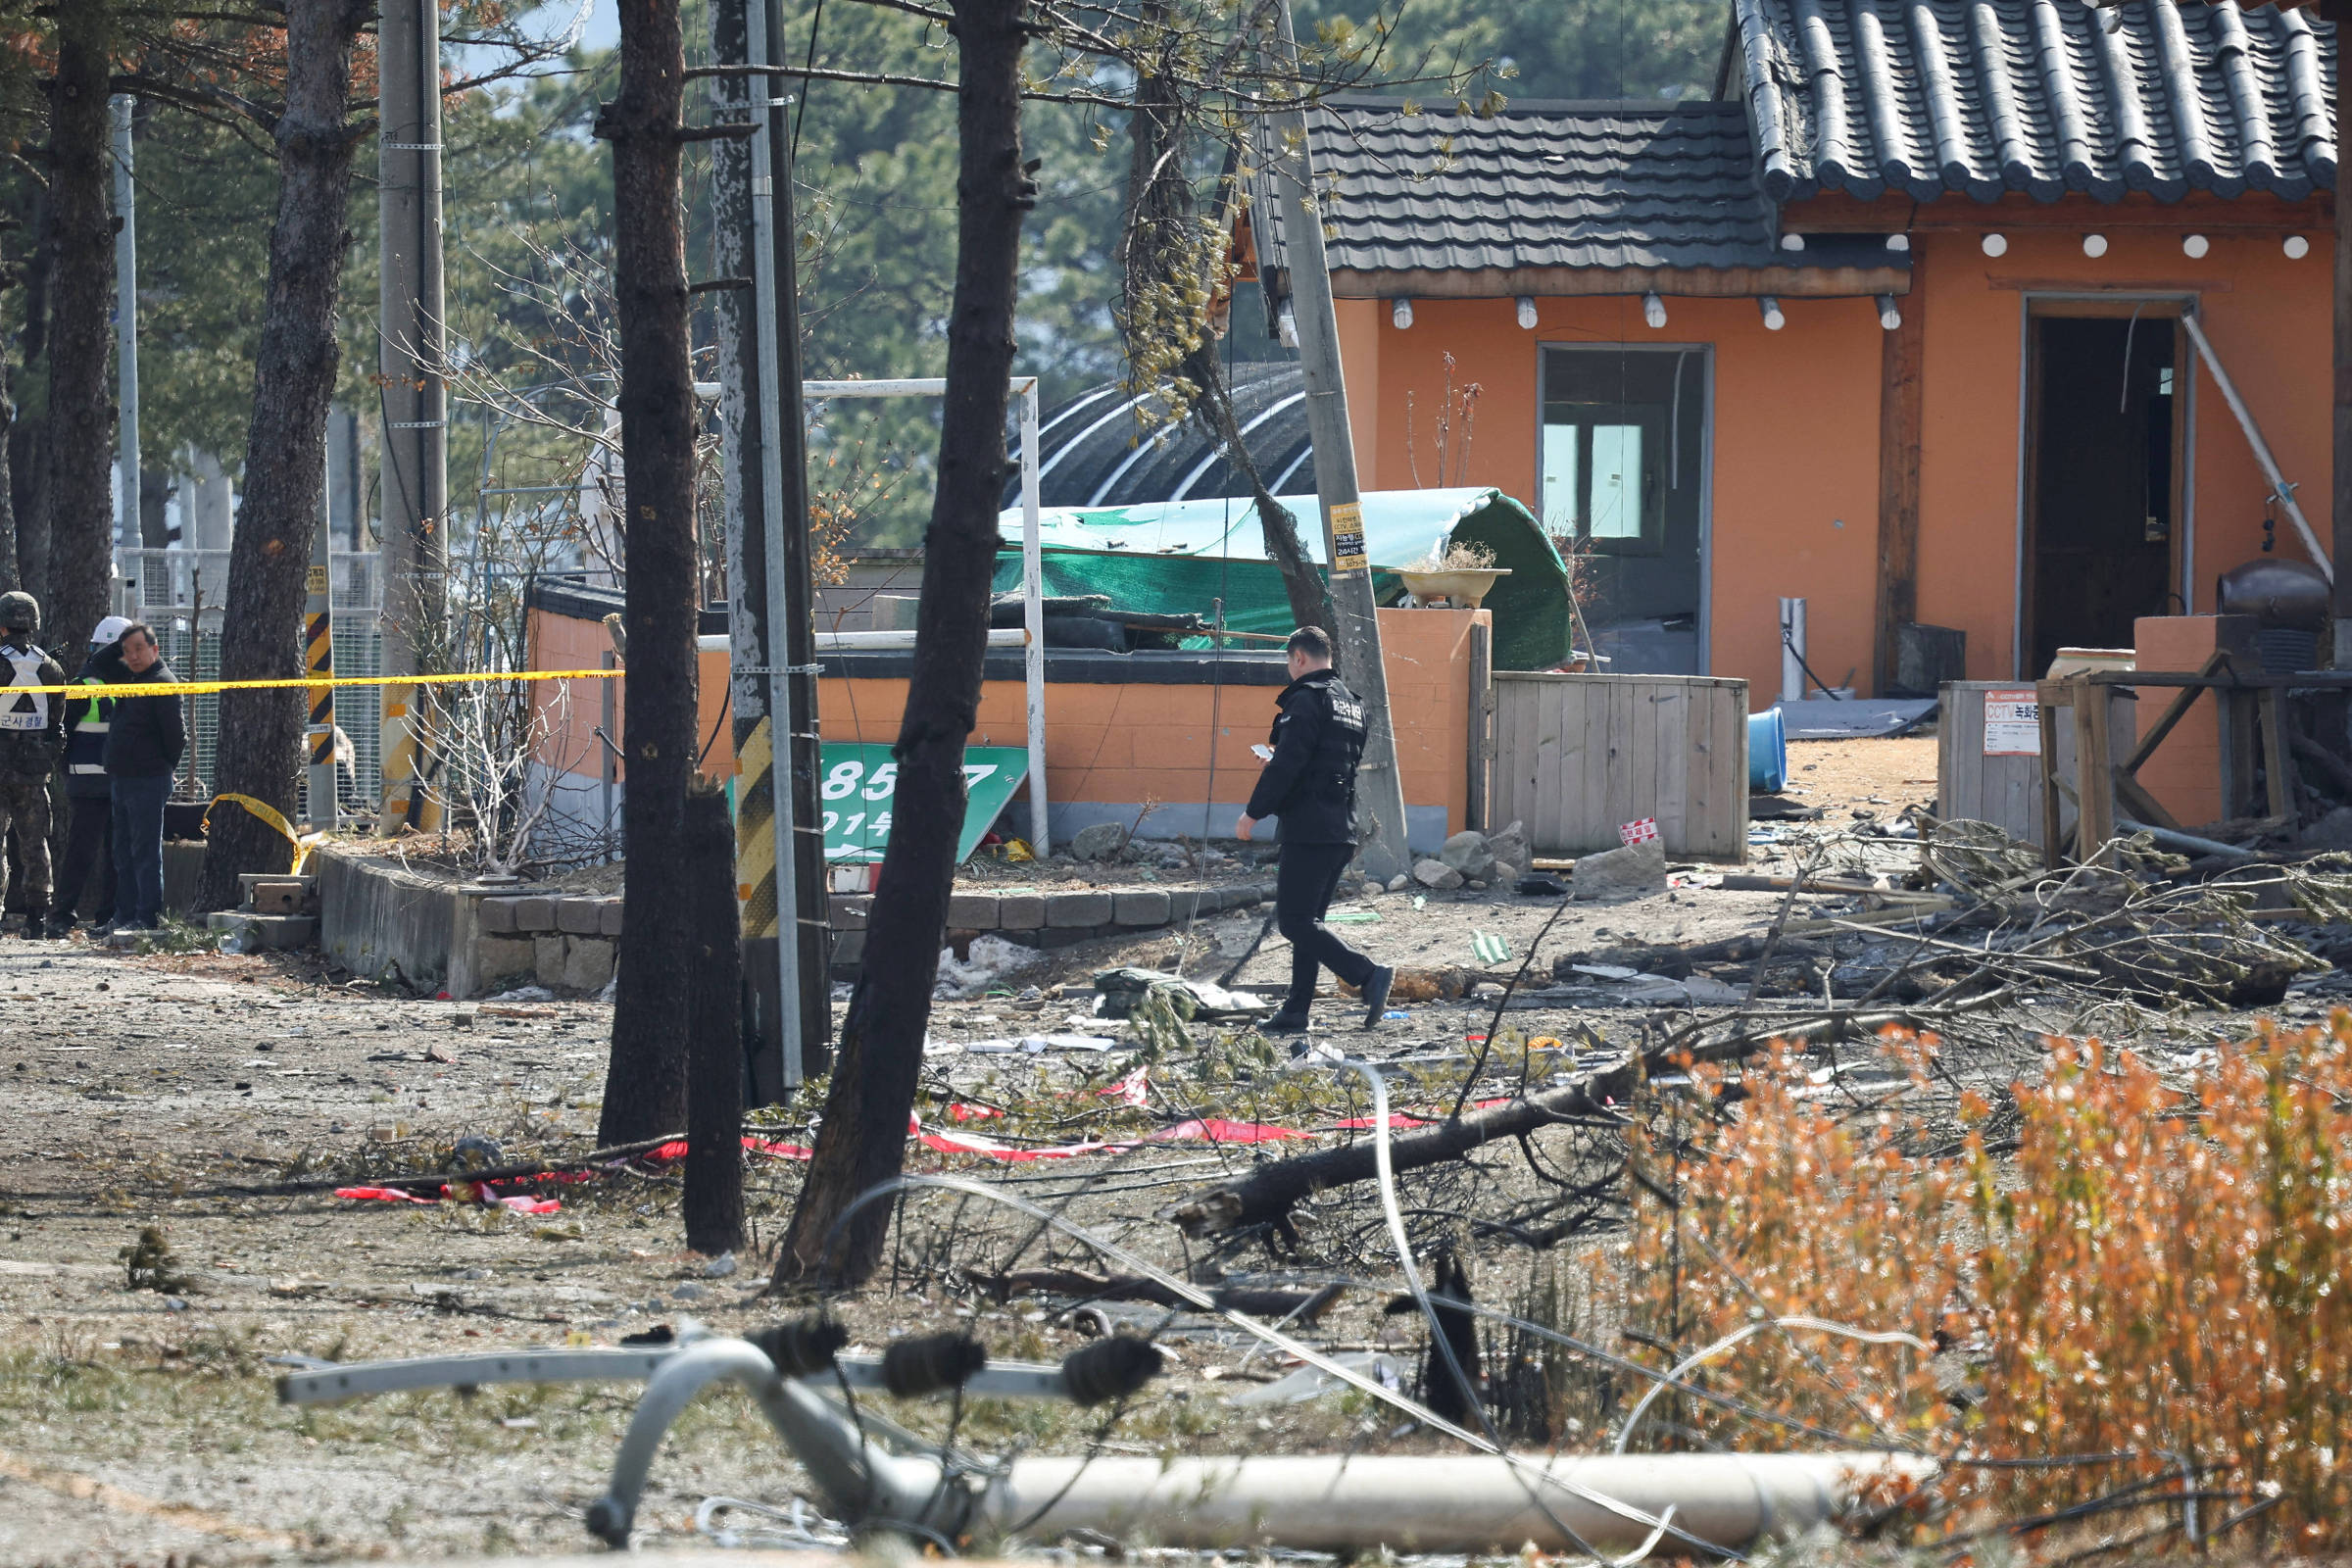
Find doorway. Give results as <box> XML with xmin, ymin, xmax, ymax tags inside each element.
<box><xmin>1539</xmin><ymin>346</ymin><xmax>1708</xmax><ymax>674</ymax></box>
<box><xmin>2023</xmin><ymin>310</ymin><xmax>2183</xmax><ymax>677</ymax></box>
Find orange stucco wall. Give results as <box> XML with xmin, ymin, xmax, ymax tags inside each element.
<box><xmin>1312</xmin><ymin>196</ymin><xmax>2332</xmax><ymax>703</ymax></box>
<box><xmin>528</xmin><ymin>606</ymin><xmax>1485</xmax><ymax>842</ymax></box>
<box><xmin>816</xmin><ymin>608</ymin><xmax>1484</xmax><ymax>837</ymax></box>
<box><xmin>527</xmin><ymin>608</ymin><xmax>737</xmax><ymax>785</ymax></box>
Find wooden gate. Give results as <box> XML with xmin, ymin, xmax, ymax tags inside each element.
<box><xmin>1490</xmin><ymin>672</ymin><xmax>1749</xmax><ymax>859</ymax></box>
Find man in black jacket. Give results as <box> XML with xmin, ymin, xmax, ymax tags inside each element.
<box><xmin>105</xmin><ymin>622</ymin><xmax>183</xmax><ymax>931</ymax></box>
<box><xmin>51</xmin><ymin>615</ymin><xmax>130</xmax><ymax>936</ymax></box>
<box><xmin>1236</xmin><ymin>625</ymin><xmax>1394</xmax><ymax>1033</ymax></box>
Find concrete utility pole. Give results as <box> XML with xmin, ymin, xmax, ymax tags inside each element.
<box><xmin>1265</xmin><ymin>0</ymin><xmax>1412</xmax><ymax>882</ymax></box>
<box><xmin>112</xmin><ymin>94</ymin><xmax>139</xmax><ymax>577</ymax></box>
<box><xmin>712</xmin><ymin>0</ymin><xmax>831</xmax><ymax>1096</ymax></box>
<box><xmin>306</xmin><ymin>431</ymin><xmax>337</xmax><ymax>827</ymax></box>
<box><xmin>378</xmin><ymin>0</ymin><xmax>449</xmax><ymax>826</ymax></box>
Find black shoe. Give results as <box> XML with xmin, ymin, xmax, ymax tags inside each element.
<box><xmin>1261</xmin><ymin>1009</ymin><xmax>1312</xmax><ymax>1035</ymax></box>
<box><xmin>1360</xmin><ymin>965</ymin><xmax>1396</xmax><ymax>1027</ymax></box>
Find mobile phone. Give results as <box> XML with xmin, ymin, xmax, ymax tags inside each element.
<box><xmin>1250</xmin><ymin>743</ymin><xmax>1274</xmax><ymax>761</ymax></box>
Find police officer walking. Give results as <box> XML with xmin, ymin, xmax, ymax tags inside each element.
<box><xmin>0</xmin><ymin>592</ymin><xmax>67</xmax><ymax>937</ymax></box>
<box><xmin>1236</xmin><ymin>625</ymin><xmax>1394</xmax><ymax>1034</ymax></box>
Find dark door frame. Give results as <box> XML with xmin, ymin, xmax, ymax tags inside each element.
<box><xmin>2014</xmin><ymin>293</ymin><xmax>2198</xmax><ymax>678</ymax></box>
<box><xmin>1535</xmin><ymin>340</ymin><xmax>1715</xmax><ymax>672</ymax></box>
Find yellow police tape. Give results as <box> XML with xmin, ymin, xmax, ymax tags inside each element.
<box><xmin>204</xmin><ymin>792</ymin><xmax>325</xmax><ymax>875</ymax></box>
<box><xmin>23</xmin><ymin>667</ymin><xmax>626</xmax><ymax>700</ymax></box>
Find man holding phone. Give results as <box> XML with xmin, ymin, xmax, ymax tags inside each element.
<box><xmin>1235</xmin><ymin>625</ymin><xmax>1393</xmax><ymax>1034</ymax></box>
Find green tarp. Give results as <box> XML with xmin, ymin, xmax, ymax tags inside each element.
<box><xmin>991</xmin><ymin>487</ymin><xmax>1573</xmax><ymax>670</ymax></box>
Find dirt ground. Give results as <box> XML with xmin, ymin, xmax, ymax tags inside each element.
<box><xmin>0</xmin><ymin>733</ymin><xmax>2321</xmax><ymax>1567</ymax></box>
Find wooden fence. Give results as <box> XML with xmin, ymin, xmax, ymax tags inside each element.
<box><xmin>1937</xmin><ymin>680</ymin><xmax>2135</xmax><ymax>848</ymax></box>
<box><xmin>1490</xmin><ymin>672</ymin><xmax>1749</xmax><ymax>859</ymax></box>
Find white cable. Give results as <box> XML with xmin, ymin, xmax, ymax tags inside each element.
<box><xmin>1613</xmin><ymin>1315</ymin><xmax>1932</xmax><ymax>1454</ymax></box>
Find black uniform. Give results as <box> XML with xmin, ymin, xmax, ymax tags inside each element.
<box><xmin>1247</xmin><ymin>667</ymin><xmax>1378</xmax><ymax>1014</ymax></box>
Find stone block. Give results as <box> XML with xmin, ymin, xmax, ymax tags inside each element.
<box><xmin>1165</xmin><ymin>888</ymin><xmax>1201</xmax><ymax>921</ymax></box>
<box><xmin>477</xmin><ymin>898</ymin><xmax>518</xmax><ymax>935</ymax></box>
<box><xmin>475</xmin><ymin>935</ymin><xmax>537</xmax><ymax>986</ymax></box>
<box><xmin>513</xmin><ymin>897</ymin><xmax>556</xmax><ymax>933</ymax></box>
<box><xmin>947</xmin><ymin>892</ymin><xmax>1000</xmax><ymax>930</ymax></box>
<box><xmin>997</xmin><ymin>893</ymin><xmax>1047</xmax><ymax>930</ymax></box>
<box><xmin>563</xmin><ymin>936</ymin><xmax>615</xmax><ymax>992</ymax></box>
<box><xmin>599</xmin><ymin>899</ymin><xmax>624</xmax><ymax>936</ymax></box>
<box><xmin>1046</xmin><ymin>891</ymin><xmax>1115</xmax><ymax>928</ymax></box>
<box><xmin>535</xmin><ymin>935</ymin><xmax>567</xmax><ymax>986</ymax></box>
<box><xmin>1113</xmin><ymin>890</ymin><xmax>1170</xmax><ymax>926</ymax></box>
<box><xmin>833</xmin><ymin>895</ymin><xmax>871</xmax><ymax>931</ymax></box>
<box><xmin>556</xmin><ymin>899</ymin><xmax>603</xmax><ymax>935</ymax></box>
<box><xmin>1070</xmin><ymin>821</ymin><xmax>1129</xmax><ymax>861</ymax></box>
<box><xmin>1438</xmin><ymin>830</ymin><xmax>1494</xmax><ymax>879</ymax></box>
<box><xmin>1571</xmin><ymin>839</ymin><xmax>1666</xmax><ymax>902</ymax></box>
<box><xmin>1413</xmin><ymin>858</ymin><xmax>1465</xmax><ymax>891</ymax></box>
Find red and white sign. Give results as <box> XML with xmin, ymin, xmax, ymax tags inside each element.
<box><xmin>1983</xmin><ymin>689</ymin><xmax>2040</xmax><ymax>756</ymax></box>
<box><xmin>1619</xmin><ymin>817</ymin><xmax>1660</xmax><ymax>846</ymax></box>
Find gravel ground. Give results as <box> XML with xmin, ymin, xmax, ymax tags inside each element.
<box><xmin>0</xmin><ymin>736</ymin><xmax>2322</xmax><ymax>1567</ymax></box>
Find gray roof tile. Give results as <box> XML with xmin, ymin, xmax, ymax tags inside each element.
<box><xmin>1737</xmin><ymin>0</ymin><xmax>2337</xmax><ymax>203</ymax></box>
<box><xmin>1247</xmin><ymin>99</ymin><xmax>1796</xmax><ymax>278</ymax></box>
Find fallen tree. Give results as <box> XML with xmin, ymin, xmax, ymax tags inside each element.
<box><xmin>1161</xmin><ymin>985</ymin><xmax>2021</xmax><ymax>1239</ymax></box>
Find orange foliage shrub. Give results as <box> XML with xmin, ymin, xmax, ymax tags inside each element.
<box><xmin>1628</xmin><ymin>1022</ymin><xmax>2352</xmax><ymax>1545</ymax></box>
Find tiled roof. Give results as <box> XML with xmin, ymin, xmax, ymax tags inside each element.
<box><xmin>1247</xmin><ymin>99</ymin><xmax>1863</xmax><ymax>280</ymax></box>
<box><xmin>1734</xmin><ymin>0</ymin><xmax>2337</xmax><ymax>203</ymax></box>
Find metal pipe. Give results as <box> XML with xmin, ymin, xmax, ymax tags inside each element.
<box><xmin>112</xmin><ymin>95</ymin><xmax>140</xmax><ymax>566</ymax></box>
<box><xmin>2180</xmin><ymin>310</ymin><xmax>2330</xmax><ymax>582</ymax></box>
<box><xmin>584</xmin><ymin>1337</ymin><xmax>1936</xmax><ymax>1556</ymax></box>
<box><xmin>820</xmin><ymin>628</ymin><xmax>1028</xmax><ymax>651</ymax></box>
<box><xmin>1020</xmin><ymin>382</ymin><xmax>1049</xmax><ymax>853</ymax></box>
<box><xmin>1779</xmin><ymin>597</ymin><xmax>1807</xmax><ymax>704</ymax></box>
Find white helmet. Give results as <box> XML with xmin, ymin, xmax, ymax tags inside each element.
<box><xmin>90</xmin><ymin>615</ymin><xmax>132</xmax><ymax>648</ymax></box>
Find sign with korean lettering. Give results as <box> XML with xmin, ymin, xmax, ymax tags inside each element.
<box><xmin>1983</xmin><ymin>690</ymin><xmax>2040</xmax><ymax>756</ymax></box>
<box><xmin>819</xmin><ymin>744</ymin><xmax>1030</xmax><ymax>863</ymax></box>
<box><xmin>1328</xmin><ymin>501</ymin><xmax>1368</xmax><ymax>573</ymax></box>
<box><xmin>1619</xmin><ymin>817</ymin><xmax>1660</xmax><ymax>846</ymax></box>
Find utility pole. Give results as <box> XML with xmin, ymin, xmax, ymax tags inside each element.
<box><xmin>378</xmin><ymin>0</ymin><xmax>448</xmax><ymax>827</ymax></box>
<box><xmin>306</xmin><ymin>429</ymin><xmax>337</xmax><ymax>827</ymax></box>
<box><xmin>713</xmin><ymin>0</ymin><xmax>830</xmax><ymax>1096</ymax></box>
<box><xmin>1265</xmin><ymin>0</ymin><xmax>1412</xmax><ymax>882</ymax></box>
<box><xmin>111</xmin><ymin>94</ymin><xmax>138</xmax><ymax>581</ymax></box>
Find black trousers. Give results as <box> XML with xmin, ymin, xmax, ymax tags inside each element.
<box><xmin>1276</xmin><ymin>840</ymin><xmax>1375</xmax><ymax>1010</ymax></box>
<box><xmin>56</xmin><ymin>795</ymin><xmax>113</xmax><ymax>924</ymax></box>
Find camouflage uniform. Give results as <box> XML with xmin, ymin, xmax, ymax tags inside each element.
<box><xmin>0</xmin><ymin>595</ymin><xmax>67</xmax><ymax>922</ymax></box>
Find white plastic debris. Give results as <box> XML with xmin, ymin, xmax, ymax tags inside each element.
<box><xmin>1228</xmin><ymin>1350</ymin><xmax>1403</xmax><ymax>1407</ymax></box>
<box><xmin>491</xmin><ymin>985</ymin><xmax>558</xmax><ymax>1004</ymax></box>
<box><xmin>934</xmin><ymin>935</ymin><xmax>1043</xmax><ymax>1000</ymax></box>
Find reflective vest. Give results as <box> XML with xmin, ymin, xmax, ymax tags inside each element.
<box><xmin>65</xmin><ymin>677</ymin><xmax>110</xmax><ymax>776</ymax></box>
<box><xmin>0</xmin><ymin>646</ymin><xmax>48</xmax><ymax>732</ymax></box>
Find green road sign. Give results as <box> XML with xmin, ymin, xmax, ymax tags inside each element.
<box><xmin>818</xmin><ymin>743</ymin><xmax>1030</xmax><ymax>863</ymax></box>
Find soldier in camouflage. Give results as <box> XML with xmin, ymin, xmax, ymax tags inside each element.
<box><xmin>0</xmin><ymin>592</ymin><xmax>66</xmax><ymax>935</ymax></box>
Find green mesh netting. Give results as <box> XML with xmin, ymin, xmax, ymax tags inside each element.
<box><xmin>990</xmin><ymin>493</ymin><xmax>1571</xmax><ymax>670</ymax></box>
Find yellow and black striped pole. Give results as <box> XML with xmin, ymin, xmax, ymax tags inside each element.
<box><xmin>303</xmin><ymin>519</ymin><xmax>335</xmax><ymax>826</ymax></box>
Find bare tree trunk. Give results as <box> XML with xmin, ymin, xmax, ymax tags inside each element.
<box><xmin>1118</xmin><ymin>53</ymin><xmax>1327</xmax><ymax>633</ymax></box>
<box><xmin>1189</xmin><ymin>345</ymin><xmax>1330</xmax><ymax>634</ymax></box>
<box><xmin>682</xmin><ymin>779</ymin><xmax>745</xmax><ymax>1255</ymax></box>
<box><xmin>15</xmin><ymin>179</ymin><xmax>54</xmax><ymax>601</ymax></box>
<box><xmin>772</xmin><ymin>0</ymin><xmax>1031</xmax><ymax>1289</ymax></box>
<box><xmin>193</xmin><ymin>0</ymin><xmax>368</xmax><ymax>911</ymax></box>
<box><xmin>593</xmin><ymin>0</ymin><xmax>698</xmax><ymax>1146</ymax></box>
<box><xmin>0</xmin><ymin>368</ymin><xmax>24</xmax><ymax>594</ymax></box>
<box><xmin>45</xmin><ymin>0</ymin><xmax>115</xmax><ymax>656</ymax></box>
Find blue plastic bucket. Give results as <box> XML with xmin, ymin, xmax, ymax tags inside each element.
<box><xmin>1748</xmin><ymin>708</ymin><xmax>1788</xmax><ymax>793</ymax></box>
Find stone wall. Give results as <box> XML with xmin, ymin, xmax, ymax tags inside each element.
<box><xmin>829</xmin><ymin>880</ymin><xmax>1268</xmax><ymax>969</ymax></box>
<box><xmin>471</xmin><ymin>894</ymin><xmax>623</xmax><ymax>996</ymax></box>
